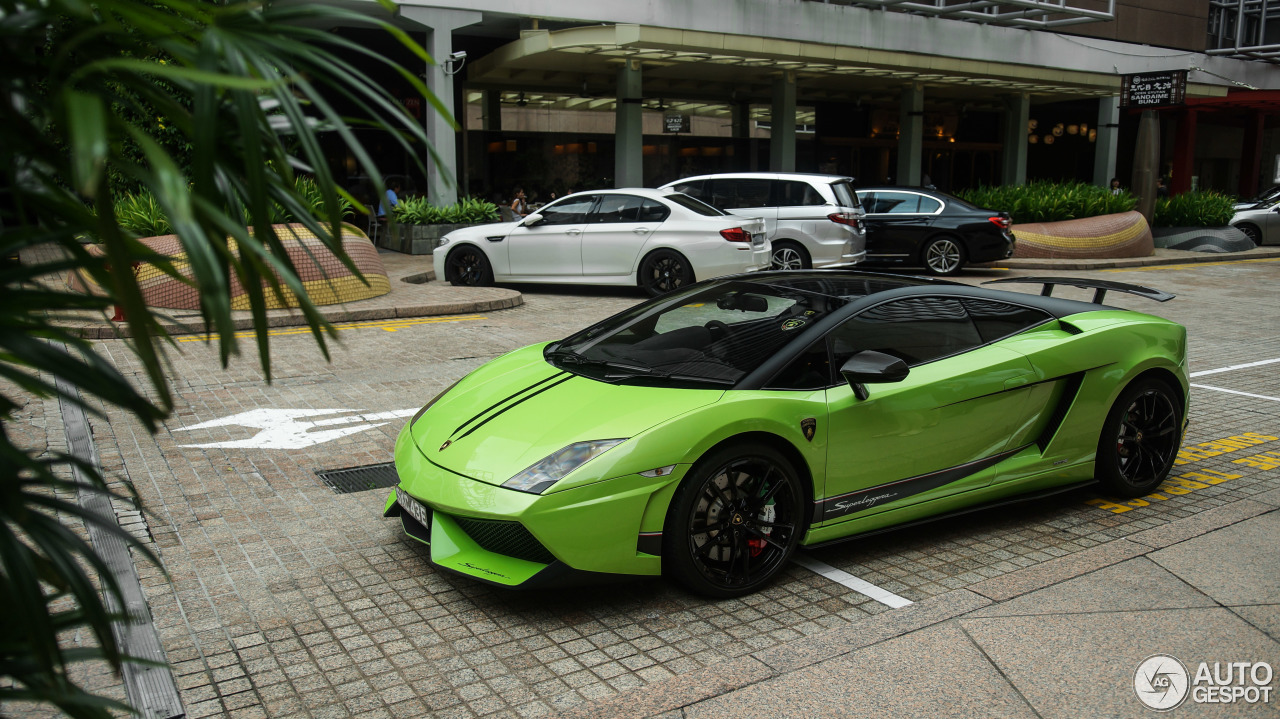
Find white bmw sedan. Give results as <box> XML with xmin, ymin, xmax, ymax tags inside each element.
<box><xmin>434</xmin><ymin>188</ymin><xmax>770</xmax><ymax>296</ymax></box>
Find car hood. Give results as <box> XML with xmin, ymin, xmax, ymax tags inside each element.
<box><xmin>444</xmin><ymin>221</ymin><xmax>521</xmax><ymax>241</ymax></box>
<box><xmin>409</xmin><ymin>344</ymin><xmax>724</xmax><ymax>487</ymax></box>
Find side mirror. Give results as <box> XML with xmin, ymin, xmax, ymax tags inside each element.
<box><xmin>520</xmin><ymin>213</ymin><xmax>543</xmax><ymax>227</ymax></box>
<box><xmin>840</xmin><ymin>350</ymin><xmax>909</xmax><ymax>400</ymax></box>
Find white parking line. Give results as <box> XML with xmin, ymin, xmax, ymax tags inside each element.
<box><xmin>1190</xmin><ymin>358</ymin><xmax>1280</xmax><ymax>378</ymax></box>
<box><xmin>792</xmin><ymin>554</ymin><xmax>913</xmax><ymax>608</ymax></box>
<box><xmin>1190</xmin><ymin>384</ymin><xmax>1280</xmax><ymax>403</ymax></box>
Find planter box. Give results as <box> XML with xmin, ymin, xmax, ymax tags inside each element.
<box><xmin>377</xmin><ymin>222</ymin><xmax>484</xmax><ymax>255</ymax></box>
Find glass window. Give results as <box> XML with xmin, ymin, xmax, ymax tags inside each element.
<box><xmin>538</xmin><ymin>196</ymin><xmax>595</xmax><ymax>225</ymax></box>
<box><xmin>709</xmin><ymin>178</ymin><xmax>773</xmax><ymax>209</ymax></box>
<box><xmin>962</xmin><ymin>299</ymin><xmax>1051</xmax><ymax>343</ymax></box>
<box><xmin>829</xmin><ymin>297</ymin><xmax>981</xmax><ymax>367</ymax></box>
<box><xmin>831</xmin><ymin>180</ymin><xmax>861</xmax><ymax>209</ymax></box>
<box><xmin>670</xmin><ymin>180</ymin><xmax>706</xmax><ymax>200</ymax></box>
<box><xmin>775</xmin><ymin>180</ymin><xmax>826</xmax><ymax>207</ymax></box>
<box><xmin>917</xmin><ymin>196</ymin><xmax>942</xmax><ymax>213</ymax></box>
<box><xmin>875</xmin><ymin>192</ymin><xmax>919</xmax><ymax>214</ymax></box>
<box><xmin>591</xmin><ymin>195</ymin><xmax>646</xmax><ymax>223</ymax></box>
<box><xmin>766</xmin><ymin>339</ymin><xmax>833</xmax><ymax>390</ymax></box>
<box><xmin>639</xmin><ymin>199</ymin><xmax>670</xmax><ymax>222</ymax></box>
<box><xmin>664</xmin><ymin>193</ymin><xmax>726</xmax><ymax>217</ymax></box>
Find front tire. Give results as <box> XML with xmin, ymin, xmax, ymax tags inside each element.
<box><xmin>771</xmin><ymin>241</ymin><xmax>810</xmax><ymax>270</ymax></box>
<box><xmin>1095</xmin><ymin>378</ymin><xmax>1182</xmax><ymax>497</ymax></box>
<box><xmin>1236</xmin><ymin>223</ymin><xmax>1263</xmax><ymax>247</ymax></box>
<box><xmin>446</xmin><ymin>246</ymin><xmax>494</xmax><ymax>287</ymax></box>
<box><xmin>639</xmin><ymin>249</ymin><xmax>695</xmax><ymax>297</ymax></box>
<box><xmin>921</xmin><ymin>236</ymin><xmax>966</xmax><ymax>275</ymax></box>
<box><xmin>663</xmin><ymin>444</ymin><xmax>805</xmax><ymax>598</ymax></box>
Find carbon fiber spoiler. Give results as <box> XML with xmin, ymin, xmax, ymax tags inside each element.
<box><xmin>983</xmin><ymin>277</ymin><xmax>1174</xmax><ymax>304</ymax></box>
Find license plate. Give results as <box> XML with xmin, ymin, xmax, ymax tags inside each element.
<box><xmin>751</xmin><ymin>233</ymin><xmax>765</xmax><ymax>246</ymax></box>
<box><xmin>398</xmin><ymin>491</ymin><xmax>431</xmax><ymax>529</ymax></box>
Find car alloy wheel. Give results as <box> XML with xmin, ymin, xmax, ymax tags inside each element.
<box><xmin>447</xmin><ymin>247</ymin><xmax>493</xmax><ymax>287</ymax></box>
<box><xmin>640</xmin><ymin>249</ymin><xmax>694</xmax><ymax>297</ymax></box>
<box><xmin>1237</xmin><ymin>223</ymin><xmax>1262</xmax><ymax>247</ymax></box>
<box><xmin>1096</xmin><ymin>378</ymin><xmax>1181</xmax><ymax>497</ymax></box>
<box><xmin>923</xmin><ymin>237</ymin><xmax>964</xmax><ymax>275</ymax></box>
<box><xmin>771</xmin><ymin>244</ymin><xmax>807</xmax><ymax>271</ymax></box>
<box><xmin>665</xmin><ymin>445</ymin><xmax>803</xmax><ymax>597</ymax></box>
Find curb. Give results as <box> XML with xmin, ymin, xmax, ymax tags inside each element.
<box><xmin>974</xmin><ymin>246</ymin><xmax>1280</xmax><ymax>271</ymax></box>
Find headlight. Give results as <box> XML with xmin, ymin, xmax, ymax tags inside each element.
<box><xmin>436</xmin><ymin>236</ymin><xmax>452</xmax><ymax>249</ymax></box>
<box><xmin>411</xmin><ymin>378</ymin><xmax>462</xmax><ymax>427</ymax></box>
<box><xmin>502</xmin><ymin>439</ymin><xmax>627</xmax><ymax>494</ymax></box>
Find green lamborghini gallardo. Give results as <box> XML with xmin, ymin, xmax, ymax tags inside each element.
<box><xmin>385</xmin><ymin>271</ymin><xmax>1188</xmax><ymax>597</ymax></box>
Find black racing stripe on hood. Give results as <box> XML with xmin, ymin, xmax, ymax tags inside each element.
<box><xmin>451</xmin><ymin>371</ymin><xmax>568</xmax><ymax>439</ymax></box>
<box><xmin>453</xmin><ymin>375</ymin><xmax>576</xmax><ymax>444</ymax></box>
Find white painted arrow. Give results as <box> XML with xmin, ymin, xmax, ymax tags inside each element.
<box><xmin>175</xmin><ymin>407</ymin><xmax>417</xmax><ymax>449</ymax></box>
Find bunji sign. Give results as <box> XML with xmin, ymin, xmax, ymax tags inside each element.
<box><xmin>1121</xmin><ymin>71</ymin><xmax>1188</xmax><ymax>109</ymax></box>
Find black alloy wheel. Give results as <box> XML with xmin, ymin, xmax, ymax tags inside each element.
<box><xmin>640</xmin><ymin>249</ymin><xmax>694</xmax><ymax>297</ymax></box>
<box><xmin>664</xmin><ymin>444</ymin><xmax>804</xmax><ymax>597</ymax></box>
<box><xmin>770</xmin><ymin>241</ymin><xmax>809</xmax><ymax>270</ymax></box>
<box><xmin>447</xmin><ymin>246</ymin><xmax>494</xmax><ymax>287</ymax></box>
<box><xmin>1236</xmin><ymin>223</ymin><xmax>1263</xmax><ymax>247</ymax></box>
<box><xmin>921</xmin><ymin>236</ymin><xmax>966</xmax><ymax>275</ymax></box>
<box><xmin>1095</xmin><ymin>378</ymin><xmax>1182</xmax><ymax>497</ymax></box>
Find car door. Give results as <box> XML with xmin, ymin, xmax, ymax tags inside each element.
<box><xmin>709</xmin><ymin>178</ymin><xmax>778</xmax><ymax>237</ymax></box>
<box><xmin>506</xmin><ymin>195</ymin><xmax>595</xmax><ymax>277</ymax></box>
<box><xmin>817</xmin><ymin>296</ymin><xmax>1037</xmax><ymax>523</ymax></box>
<box><xmin>581</xmin><ymin>195</ymin><xmax>668</xmax><ymax>276</ymax></box>
<box><xmin>858</xmin><ymin>190</ymin><xmax>942</xmax><ymax>262</ymax></box>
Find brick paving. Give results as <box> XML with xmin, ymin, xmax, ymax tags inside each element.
<box><xmin>12</xmin><ymin>257</ymin><xmax>1280</xmax><ymax>717</ymax></box>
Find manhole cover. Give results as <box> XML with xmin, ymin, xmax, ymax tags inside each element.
<box><xmin>317</xmin><ymin>462</ymin><xmax>399</xmax><ymax>494</ymax></box>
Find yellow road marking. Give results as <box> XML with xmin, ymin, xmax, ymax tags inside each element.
<box><xmin>177</xmin><ymin>314</ymin><xmax>486</xmax><ymax>342</ymax></box>
<box><xmin>1102</xmin><ymin>257</ymin><xmax>1280</xmax><ymax>273</ymax></box>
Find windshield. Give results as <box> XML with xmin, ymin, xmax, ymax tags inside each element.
<box><xmin>664</xmin><ymin>193</ymin><xmax>727</xmax><ymax>216</ymax></box>
<box><xmin>548</xmin><ymin>281</ymin><xmax>831</xmax><ymax>386</ymax></box>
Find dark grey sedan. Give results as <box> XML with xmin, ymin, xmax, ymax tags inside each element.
<box><xmin>854</xmin><ymin>187</ymin><xmax>1015</xmax><ymax>275</ymax></box>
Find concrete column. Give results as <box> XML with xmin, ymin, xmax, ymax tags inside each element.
<box><xmin>614</xmin><ymin>59</ymin><xmax>643</xmax><ymax>188</ymax></box>
<box><xmin>1133</xmin><ymin>110</ymin><xmax>1160</xmax><ymax>222</ymax></box>
<box><xmin>731</xmin><ymin>102</ymin><xmax>751</xmax><ymax>139</ymax></box>
<box><xmin>399</xmin><ymin>7</ymin><xmax>482</xmax><ymax>207</ymax></box>
<box><xmin>1241</xmin><ymin>110</ymin><xmax>1265</xmax><ymax>198</ymax></box>
<box><xmin>1093</xmin><ymin>96</ymin><xmax>1120</xmax><ymax>188</ymax></box>
<box><xmin>1001</xmin><ymin>93</ymin><xmax>1030</xmax><ymax>186</ymax></box>
<box><xmin>896</xmin><ymin>83</ymin><xmax>924</xmax><ymax>186</ymax></box>
<box><xmin>1170</xmin><ymin>109</ymin><xmax>1196</xmax><ymax>195</ymax></box>
<box><xmin>770</xmin><ymin>72</ymin><xmax>797</xmax><ymax>172</ymax></box>
<box><xmin>483</xmin><ymin>90</ymin><xmax>502</xmax><ymax>132</ymax></box>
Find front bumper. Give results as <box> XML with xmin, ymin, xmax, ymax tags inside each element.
<box><xmin>385</xmin><ymin>425</ymin><xmax>684</xmax><ymax>588</ymax></box>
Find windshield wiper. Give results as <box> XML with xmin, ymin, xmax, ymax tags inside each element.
<box><xmin>547</xmin><ymin>349</ymin><xmax>652</xmax><ymax>374</ymax></box>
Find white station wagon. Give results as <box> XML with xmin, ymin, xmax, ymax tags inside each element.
<box><xmin>435</xmin><ymin>188</ymin><xmax>770</xmax><ymax>296</ymax></box>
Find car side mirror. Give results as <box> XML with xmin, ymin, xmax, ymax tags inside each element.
<box><xmin>840</xmin><ymin>350</ymin><xmax>909</xmax><ymax>401</ymax></box>
<box><xmin>520</xmin><ymin>213</ymin><xmax>543</xmax><ymax>227</ymax></box>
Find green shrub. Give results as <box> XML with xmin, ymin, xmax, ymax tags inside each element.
<box><xmin>956</xmin><ymin>181</ymin><xmax>1136</xmax><ymax>224</ymax></box>
<box><xmin>114</xmin><ymin>190</ymin><xmax>173</xmax><ymax>237</ymax></box>
<box><xmin>1152</xmin><ymin>191</ymin><xmax>1235</xmax><ymax>227</ymax></box>
<box><xmin>395</xmin><ymin>196</ymin><xmax>500</xmax><ymax>225</ymax></box>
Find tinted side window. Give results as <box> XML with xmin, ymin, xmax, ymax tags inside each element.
<box><xmin>766</xmin><ymin>339</ymin><xmax>833</xmax><ymax>390</ymax></box>
<box><xmin>591</xmin><ymin>195</ymin><xmax>646</xmax><ymax>223</ymax></box>
<box><xmin>963</xmin><ymin>300</ymin><xmax>1051</xmax><ymax>343</ymax></box>
<box><xmin>539</xmin><ymin>196</ymin><xmax>595</xmax><ymax>225</ymax></box>
<box><xmin>639</xmin><ymin>199</ymin><xmax>670</xmax><ymax>222</ymax></box>
<box><xmin>878</xmin><ymin>192</ymin><xmax>920</xmax><ymax>214</ymax></box>
<box><xmin>830</xmin><ymin>297</ymin><xmax>981</xmax><ymax>367</ymax></box>
<box><xmin>671</xmin><ymin>181</ymin><xmax>706</xmax><ymax>200</ymax></box>
<box><xmin>831</xmin><ymin>180</ymin><xmax>861</xmax><ymax>209</ymax></box>
<box><xmin>776</xmin><ymin>180</ymin><xmax>825</xmax><ymax>207</ymax></box>
<box><xmin>710</xmin><ymin>178</ymin><xmax>773</xmax><ymax>209</ymax></box>
<box><xmin>918</xmin><ymin>196</ymin><xmax>942</xmax><ymax>213</ymax></box>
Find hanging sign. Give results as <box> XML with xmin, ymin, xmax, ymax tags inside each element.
<box><xmin>1120</xmin><ymin>71</ymin><xmax>1187</xmax><ymax>109</ymax></box>
<box><xmin>663</xmin><ymin>113</ymin><xmax>690</xmax><ymax>133</ymax></box>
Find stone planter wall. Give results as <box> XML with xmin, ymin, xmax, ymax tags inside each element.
<box><xmin>377</xmin><ymin>222</ymin><xmax>486</xmax><ymax>255</ymax></box>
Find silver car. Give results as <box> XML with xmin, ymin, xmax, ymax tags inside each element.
<box><xmin>1231</xmin><ymin>194</ymin><xmax>1280</xmax><ymax>246</ymax></box>
<box><xmin>659</xmin><ymin>173</ymin><xmax>867</xmax><ymax>270</ymax></box>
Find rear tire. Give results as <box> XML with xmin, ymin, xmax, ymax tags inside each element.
<box><xmin>446</xmin><ymin>246</ymin><xmax>494</xmax><ymax>287</ymax></box>
<box><xmin>1095</xmin><ymin>378</ymin><xmax>1182</xmax><ymax>497</ymax></box>
<box><xmin>663</xmin><ymin>443</ymin><xmax>805</xmax><ymax>598</ymax></box>
<box><xmin>639</xmin><ymin>249</ymin><xmax>695</xmax><ymax>297</ymax></box>
<box><xmin>1236</xmin><ymin>223</ymin><xmax>1263</xmax><ymax>247</ymax></box>
<box><xmin>771</xmin><ymin>241</ymin><xmax>810</xmax><ymax>270</ymax></box>
<box><xmin>921</xmin><ymin>236</ymin><xmax>966</xmax><ymax>275</ymax></box>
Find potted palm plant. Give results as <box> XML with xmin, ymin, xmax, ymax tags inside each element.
<box><xmin>382</xmin><ymin>197</ymin><xmax>500</xmax><ymax>254</ymax></box>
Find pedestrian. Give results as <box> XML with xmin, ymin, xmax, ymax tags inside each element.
<box><xmin>378</xmin><ymin>180</ymin><xmax>401</xmax><ymax>217</ymax></box>
<box><xmin>510</xmin><ymin>187</ymin><xmax>529</xmax><ymax>217</ymax></box>
<box><xmin>1109</xmin><ymin>177</ymin><xmax>1122</xmax><ymax>196</ymax></box>
<box><xmin>1156</xmin><ymin>177</ymin><xmax>1169</xmax><ymax>198</ymax></box>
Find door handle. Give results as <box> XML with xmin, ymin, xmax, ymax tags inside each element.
<box><xmin>633</xmin><ymin>227</ymin><xmax>651</xmax><ymax>234</ymax></box>
<box><xmin>565</xmin><ymin>229</ymin><xmax>582</xmax><ymax>235</ymax></box>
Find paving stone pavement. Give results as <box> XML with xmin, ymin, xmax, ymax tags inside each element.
<box><xmin>13</xmin><ymin>257</ymin><xmax>1280</xmax><ymax>718</ymax></box>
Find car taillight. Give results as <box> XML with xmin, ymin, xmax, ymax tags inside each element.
<box><xmin>989</xmin><ymin>216</ymin><xmax>1011</xmax><ymax>230</ymax></box>
<box><xmin>720</xmin><ymin>227</ymin><xmax>750</xmax><ymax>242</ymax></box>
<box><xmin>828</xmin><ymin>212</ymin><xmax>864</xmax><ymax>231</ymax></box>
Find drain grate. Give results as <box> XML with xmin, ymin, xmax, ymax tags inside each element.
<box><xmin>317</xmin><ymin>462</ymin><xmax>399</xmax><ymax>494</ymax></box>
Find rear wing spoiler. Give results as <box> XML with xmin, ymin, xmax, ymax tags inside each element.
<box><xmin>983</xmin><ymin>277</ymin><xmax>1174</xmax><ymax>304</ymax></box>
